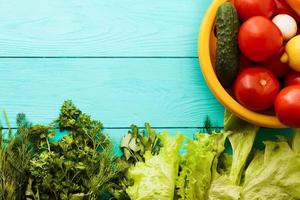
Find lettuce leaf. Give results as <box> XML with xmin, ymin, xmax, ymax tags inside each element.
<box><xmin>208</xmin><ymin>176</ymin><xmax>241</xmax><ymax>200</ymax></box>
<box><xmin>176</xmin><ymin>133</ymin><xmax>227</xmax><ymax>200</ymax></box>
<box><xmin>209</xmin><ymin>116</ymin><xmax>300</xmax><ymax>200</ymax></box>
<box><xmin>208</xmin><ymin>110</ymin><xmax>259</xmax><ymax>200</ymax></box>
<box><xmin>292</xmin><ymin>129</ymin><xmax>300</xmax><ymax>154</ymax></box>
<box><xmin>177</xmin><ymin>110</ymin><xmax>259</xmax><ymax>200</ymax></box>
<box><xmin>126</xmin><ymin>132</ymin><xmax>185</xmax><ymax>200</ymax></box>
<box><xmin>224</xmin><ymin>110</ymin><xmax>260</xmax><ymax>185</ymax></box>
<box><xmin>242</xmin><ymin>131</ymin><xmax>300</xmax><ymax>200</ymax></box>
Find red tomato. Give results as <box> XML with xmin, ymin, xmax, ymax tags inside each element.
<box><xmin>261</xmin><ymin>56</ymin><xmax>290</xmax><ymax>78</ymax></box>
<box><xmin>238</xmin><ymin>16</ymin><xmax>283</xmax><ymax>62</ymax></box>
<box><xmin>284</xmin><ymin>71</ymin><xmax>300</xmax><ymax>86</ymax></box>
<box><xmin>234</xmin><ymin>0</ymin><xmax>275</xmax><ymax>21</ymax></box>
<box><xmin>274</xmin><ymin>0</ymin><xmax>300</xmax><ymax>22</ymax></box>
<box><xmin>275</xmin><ymin>85</ymin><xmax>300</xmax><ymax>127</ymax></box>
<box><xmin>234</xmin><ymin>67</ymin><xmax>280</xmax><ymax>111</ymax></box>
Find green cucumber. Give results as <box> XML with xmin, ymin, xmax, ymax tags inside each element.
<box><xmin>215</xmin><ymin>2</ymin><xmax>240</xmax><ymax>88</ymax></box>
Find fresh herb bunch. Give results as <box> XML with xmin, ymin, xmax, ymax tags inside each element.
<box><xmin>120</xmin><ymin>123</ymin><xmax>161</xmax><ymax>164</ymax></box>
<box><xmin>27</xmin><ymin>100</ymin><xmax>127</xmax><ymax>200</ymax></box>
<box><xmin>0</xmin><ymin>112</ymin><xmax>51</xmax><ymax>200</ymax></box>
<box><xmin>0</xmin><ymin>101</ymin><xmax>128</xmax><ymax>200</ymax></box>
<box><xmin>203</xmin><ymin>115</ymin><xmax>213</xmax><ymax>134</ymax></box>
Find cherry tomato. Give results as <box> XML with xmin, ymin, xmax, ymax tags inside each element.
<box><xmin>275</xmin><ymin>85</ymin><xmax>300</xmax><ymax>127</ymax></box>
<box><xmin>238</xmin><ymin>16</ymin><xmax>283</xmax><ymax>62</ymax></box>
<box><xmin>261</xmin><ymin>56</ymin><xmax>290</xmax><ymax>78</ymax></box>
<box><xmin>284</xmin><ymin>71</ymin><xmax>300</xmax><ymax>86</ymax></box>
<box><xmin>234</xmin><ymin>0</ymin><xmax>275</xmax><ymax>21</ymax></box>
<box><xmin>234</xmin><ymin>67</ymin><xmax>280</xmax><ymax>111</ymax></box>
<box><xmin>274</xmin><ymin>0</ymin><xmax>300</xmax><ymax>22</ymax></box>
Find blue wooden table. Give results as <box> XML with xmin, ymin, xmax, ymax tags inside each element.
<box><xmin>0</xmin><ymin>0</ymin><xmax>289</xmax><ymax>147</ymax></box>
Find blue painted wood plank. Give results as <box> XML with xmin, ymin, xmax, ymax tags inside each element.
<box><xmin>0</xmin><ymin>58</ymin><xmax>224</xmax><ymax>128</ymax></box>
<box><xmin>0</xmin><ymin>0</ymin><xmax>211</xmax><ymax>57</ymax></box>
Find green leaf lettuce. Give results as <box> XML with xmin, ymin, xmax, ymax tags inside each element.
<box><xmin>176</xmin><ymin>132</ymin><xmax>228</xmax><ymax>200</ymax></box>
<box><xmin>241</xmin><ymin>130</ymin><xmax>300</xmax><ymax>200</ymax></box>
<box><xmin>126</xmin><ymin>132</ymin><xmax>185</xmax><ymax>200</ymax></box>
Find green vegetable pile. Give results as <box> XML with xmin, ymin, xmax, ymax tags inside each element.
<box><xmin>0</xmin><ymin>101</ymin><xmax>127</xmax><ymax>200</ymax></box>
<box><xmin>1</xmin><ymin>101</ymin><xmax>299</xmax><ymax>200</ymax></box>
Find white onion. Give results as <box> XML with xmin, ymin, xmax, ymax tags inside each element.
<box><xmin>272</xmin><ymin>14</ymin><xmax>297</xmax><ymax>40</ymax></box>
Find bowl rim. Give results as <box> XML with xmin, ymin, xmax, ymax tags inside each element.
<box><xmin>198</xmin><ymin>0</ymin><xmax>287</xmax><ymax>128</ymax></box>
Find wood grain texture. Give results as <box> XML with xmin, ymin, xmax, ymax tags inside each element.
<box><xmin>0</xmin><ymin>0</ymin><xmax>211</xmax><ymax>57</ymax></box>
<box><xmin>0</xmin><ymin>58</ymin><xmax>224</xmax><ymax>127</ymax></box>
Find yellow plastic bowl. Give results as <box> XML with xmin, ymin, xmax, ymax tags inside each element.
<box><xmin>198</xmin><ymin>0</ymin><xmax>287</xmax><ymax>128</ymax></box>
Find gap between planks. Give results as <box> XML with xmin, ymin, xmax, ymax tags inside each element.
<box><xmin>0</xmin><ymin>56</ymin><xmax>198</xmax><ymax>59</ymax></box>
<box><xmin>1</xmin><ymin>126</ymin><xmax>223</xmax><ymax>130</ymax></box>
